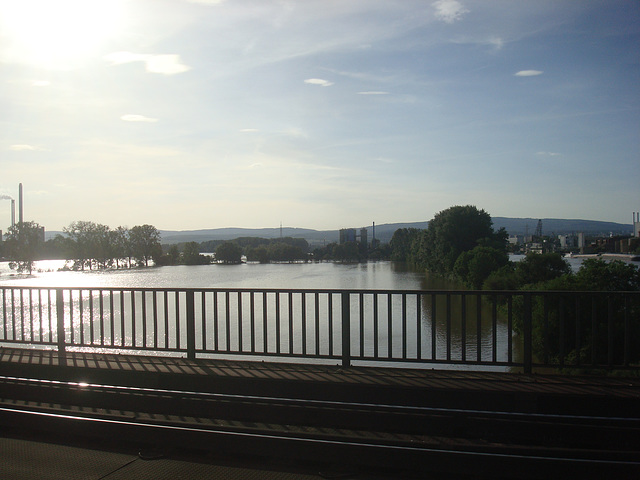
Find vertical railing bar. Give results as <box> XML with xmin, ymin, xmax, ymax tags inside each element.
<box><xmin>461</xmin><ymin>293</ymin><xmax>466</xmax><ymax>363</ymax></box>
<box><xmin>262</xmin><ymin>292</ymin><xmax>267</xmax><ymax>353</ymax></box>
<box><xmin>575</xmin><ymin>296</ymin><xmax>581</xmax><ymax>366</ymax></box>
<box><xmin>29</xmin><ymin>289</ymin><xmax>34</xmax><ymax>342</ymax></box>
<box><xmin>359</xmin><ymin>292</ymin><xmax>364</xmax><ymax>358</ymax></box>
<box><xmin>416</xmin><ymin>294</ymin><xmax>422</xmax><ymax>360</ymax></box>
<box><xmin>250</xmin><ymin>292</ymin><xmax>256</xmax><ymax>353</ymax></box>
<box><xmin>288</xmin><ymin>292</ymin><xmax>293</xmax><ymax>354</ymax></box>
<box><xmin>543</xmin><ymin>295</ymin><xmax>549</xmax><ymax>365</ymax></box>
<box><xmin>431</xmin><ymin>294</ymin><xmax>436</xmax><ymax>360</ymax></box>
<box><xmin>11</xmin><ymin>289</ymin><xmax>16</xmax><ymax>341</ymax></box>
<box><xmin>591</xmin><ymin>296</ymin><xmax>597</xmax><ymax>366</ymax></box>
<box><xmin>2</xmin><ymin>289</ymin><xmax>7</xmax><ymax>340</ymax></box>
<box><xmin>164</xmin><ymin>290</ymin><xmax>169</xmax><ymax>349</ymax></box>
<box><xmin>624</xmin><ymin>295</ymin><xmax>630</xmax><ymax>367</ymax></box>
<box><xmin>120</xmin><ymin>290</ymin><xmax>126</xmax><ymax>347</ymax></box>
<box><xmin>153</xmin><ymin>291</ymin><xmax>159</xmax><ymax>349</ymax></box>
<box><xmin>402</xmin><ymin>293</ymin><xmax>407</xmax><ymax>360</ymax></box>
<box><xmin>559</xmin><ymin>295</ymin><xmax>566</xmax><ymax>368</ymax></box>
<box><xmin>301</xmin><ymin>293</ymin><xmax>307</xmax><ymax>356</ymax></box>
<box><xmin>20</xmin><ymin>289</ymin><xmax>24</xmax><ymax>341</ymax></box>
<box><xmin>607</xmin><ymin>295</ymin><xmax>614</xmax><ymax>367</ymax></box>
<box><xmin>446</xmin><ymin>293</ymin><xmax>451</xmax><ymax>362</ymax></box>
<box><xmin>68</xmin><ymin>290</ymin><xmax>74</xmax><ymax>345</ymax></box>
<box><xmin>213</xmin><ymin>291</ymin><xmax>219</xmax><ymax>352</ymax></box>
<box><xmin>100</xmin><ymin>290</ymin><xmax>105</xmax><ymax>346</ymax></box>
<box><xmin>387</xmin><ymin>293</ymin><xmax>393</xmax><ymax>359</ymax></box>
<box><xmin>110</xmin><ymin>291</ymin><xmax>115</xmax><ymax>347</ymax></box>
<box><xmin>56</xmin><ymin>289</ymin><xmax>65</xmax><ymax>353</ymax></box>
<box><xmin>130</xmin><ymin>290</ymin><xmax>136</xmax><ymax>347</ymax></box>
<box><xmin>492</xmin><ymin>294</ymin><xmax>497</xmax><ymax>363</ymax></box>
<box><xmin>225</xmin><ymin>291</ymin><xmax>231</xmax><ymax>352</ymax></box>
<box><xmin>89</xmin><ymin>291</ymin><xmax>95</xmax><ymax>345</ymax></box>
<box><xmin>202</xmin><ymin>292</ymin><xmax>207</xmax><ymax>351</ymax></box>
<box><xmin>523</xmin><ymin>293</ymin><xmax>532</xmax><ymax>374</ymax></box>
<box><xmin>275</xmin><ymin>292</ymin><xmax>281</xmax><ymax>355</ymax></box>
<box><xmin>476</xmin><ymin>294</ymin><xmax>482</xmax><ymax>363</ymax></box>
<box><xmin>186</xmin><ymin>290</ymin><xmax>196</xmax><ymax>359</ymax></box>
<box><xmin>174</xmin><ymin>292</ymin><xmax>180</xmax><ymax>350</ymax></box>
<box><xmin>141</xmin><ymin>291</ymin><xmax>147</xmax><ymax>348</ymax></box>
<box><xmin>341</xmin><ymin>292</ymin><xmax>351</xmax><ymax>368</ymax></box>
<box><xmin>328</xmin><ymin>294</ymin><xmax>334</xmax><ymax>357</ymax></box>
<box><xmin>38</xmin><ymin>289</ymin><xmax>43</xmax><ymax>342</ymax></box>
<box><xmin>507</xmin><ymin>295</ymin><xmax>513</xmax><ymax>364</ymax></box>
<box><xmin>79</xmin><ymin>290</ymin><xmax>84</xmax><ymax>345</ymax></box>
<box><xmin>373</xmin><ymin>294</ymin><xmax>379</xmax><ymax>359</ymax></box>
<box><xmin>315</xmin><ymin>292</ymin><xmax>320</xmax><ymax>356</ymax></box>
<box><xmin>237</xmin><ymin>291</ymin><xmax>243</xmax><ymax>352</ymax></box>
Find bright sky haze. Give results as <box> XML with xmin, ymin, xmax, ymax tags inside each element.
<box><xmin>1</xmin><ymin>0</ymin><xmax>638</xmax><ymax>231</ymax></box>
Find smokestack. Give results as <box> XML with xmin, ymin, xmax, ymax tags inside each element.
<box><xmin>18</xmin><ymin>183</ymin><xmax>23</xmax><ymax>225</ymax></box>
<box><xmin>11</xmin><ymin>199</ymin><xmax>15</xmax><ymax>227</ymax></box>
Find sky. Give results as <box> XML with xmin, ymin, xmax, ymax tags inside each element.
<box><xmin>1</xmin><ymin>0</ymin><xmax>639</xmax><ymax>232</ymax></box>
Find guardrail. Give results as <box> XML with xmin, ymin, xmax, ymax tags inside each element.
<box><xmin>0</xmin><ymin>287</ymin><xmax>638</xmax><ymax>372</ymax></box>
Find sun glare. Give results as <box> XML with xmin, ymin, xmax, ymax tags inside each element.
<box><xmin>0</xmin><ymin>0</ymin><xmax>124</xmax><ymax>68</ymax></box>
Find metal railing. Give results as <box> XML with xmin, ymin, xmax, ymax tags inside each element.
<box><xmin>0</xmin><ymin>286</ymin><xmax>638</xmax><ymax>372</ymax></box>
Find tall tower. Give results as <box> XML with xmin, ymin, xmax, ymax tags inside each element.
<box><xmin>18</xmin><ymin>183</ymin><xmax>23</xmax><ymax>224</ymax></box>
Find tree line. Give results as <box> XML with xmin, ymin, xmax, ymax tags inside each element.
<box><xmin>1</xmin><ymin>220</ymin><xmax>162</xmax><ymax>274</ymax></box>
<box><xmin>389</xmin><ymin>205</ymin><xmax>640</xmax><ymax>369</ymax></box>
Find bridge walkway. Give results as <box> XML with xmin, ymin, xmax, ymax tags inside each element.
<box><xmin>0</xmin><ymin>347</ymin><xmax>639</xmax><ymax>479</ymax></box>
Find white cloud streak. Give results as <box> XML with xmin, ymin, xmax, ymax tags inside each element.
<box><xmin>432</xmin><ymin>0</ymin><xmax>469</xmax><ymax>24</ymax></box>
<box><xmin>121</xmin><ymin>114</ymin><xmax>158</xmax><ymax>123</ymax></box>
<box><xmin>515</xmin><ymin>70</ymin><xmax>543</xmax><ymax>77</ymax></box>
<box><xmin>105</xmin><ymin>52</ymin><xmax>191</xmax><ymax>75</ymax></box>
<box><xmin>357</xmin><ymin>91</ymin><xmax>389</xmax><ymax>95</ymax></box>
<box><xmin>304</xmin><ymin>78</ymin><xmax>334</xmax><ymax>87</ymax></box>
<box><xmin>9</xmin><ymin>144</ymin><xmax>43</xmax><ymax>151</ymax></box>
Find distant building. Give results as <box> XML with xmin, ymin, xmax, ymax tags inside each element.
<box><xmin>339</xmin><ymin>228</ymin><xmax>357</xmax><ymax>244</ymax></box>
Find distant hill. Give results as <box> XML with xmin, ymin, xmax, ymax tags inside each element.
<box><xmin>45</xmin><ymin>218</ymin><xmax>632</xmax><ymax>244</ymax></box>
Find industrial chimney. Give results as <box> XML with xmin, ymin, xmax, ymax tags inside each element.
<box><xmin>18</xmin><ymin>183</ymin><xmax>23</xmax><ymax>225</ymax></box>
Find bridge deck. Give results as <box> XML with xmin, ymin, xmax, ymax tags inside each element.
<box><xmin>1</xmin><ymin>347</ymin><xmax>638</xmax><ymax>415</ymax></box>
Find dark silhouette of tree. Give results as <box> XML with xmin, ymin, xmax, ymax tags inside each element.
<box><xmin>4</xmin><ymin>221</ymin><xmax>44</xmax><ymax>274</ymax></box>
<box><xmin>215</xmin><ymin>242</ymin><xmax>243</xmax><ymax>264</ymax></box>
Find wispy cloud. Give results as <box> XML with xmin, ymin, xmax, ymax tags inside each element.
<box><xmin>121</xmin><ymin>114</ymin><xmax>158</xmax><ymax>123</ymax></box>
<box><xmin>304</xmin><ymin>78</ymin><xmax>334</xmax><ymax>87</ymax></box>
<box><xmin>9</xmin><ymin>144</ymin><xmax>43</xmax><ymax>151</ymax></box>
<box><xmin>184</xmin><ymin>0</ymin><xmax>226</xmax><ymax>4</ymax></box>
<box><xmin>515</xmin><ymin>70</ymin><xmax>543</xmax><ymax>77</ymax></box>
<box><xmin>432</xmin><ymin>0</ymin><xmax>469</xmax><ymax>24</ymax></box>
<box><xmin>357</xmin><ymin>91</ymin><xmax>389</xmax><ymax>95</ymax></box>
<box><xmin>240</xmin><ymin>128</ymin><xmax>259</xmax><ymax>133</ymax></box>
<box><xmin>536</xmin><ymin>151</ymin><xmax>561</xmax><ymax>157</ymax></box>
<box><xmin>105</xmin><ymin>52</ymin><xmax>191</xmax><ymax>75</ymax></box>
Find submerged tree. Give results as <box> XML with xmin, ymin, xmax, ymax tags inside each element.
<box><xmin>4</xmin><ymin>221</ymin><xmax>44</xmax><ymax>274</ymax></box>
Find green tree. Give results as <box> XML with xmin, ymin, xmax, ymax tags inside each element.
<box><xmin>63</xmin><ymin>220</ymin><xmax>96</xmax><ymax>270</ymax></box>
<box><xmin>453</xmin><ymin>246</ymin><xmax>510</xmax><ymax>289</ymax></box>
<box><xmin>389</xmin><ymin>228</ymin><xmax>420</xmax><ymax>262</ymax></box>
<box><xmin>129</xmin><ymin>224</ymin><xmax>161</xmax><ymax>267</ymax></box>
<box><xmin>3</xmin><ymin>221</ymin><xmax>44</xmax><ymax>274</ymax></box>
<box><xmin>246</xmin><ymin>245</ymin><xmax>270</xmax><ymax>263</ymax></box>
<box><xmin>514</xmin><ymin>259</ymin><xmax>640</xmax><ymax>367</ymax></box>
<box><xmin>181</xmin><ymin>241</ymin><xmax>211</xmax><ymax>265</ymax></box>
<box><xmin>415</xmin><ymin>206</ymin><xmax>504</xmax><ymax>276</ymax></box>
<box><xmin>515</xmin><ymin>253</ymin><xmax>571</xmax><ymax>286</ymax></box>
<box><xmin>215</xmin><ymin>242</ymin><xmax>243</xmax><ymax>264</ymax></box>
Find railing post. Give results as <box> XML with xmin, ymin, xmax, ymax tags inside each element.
<box><xmin>523</xmin><ymin>293</ymin><xmax>532</xmax><ymax>374</ymax></box>
<box><xmin>186</xmin><ymin>290</ymin><xmax>196</xmax><ymax>360</ymax></box>
<box><xmin>341</xmin><ymin>292</ymin><xmax>351</xmax><ymax>368</ymax></box>
<box><xmin>55</xmin><ymin>288</ymin><xmax>66</xmax><ymax>354</ymax></box>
